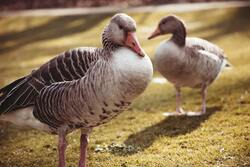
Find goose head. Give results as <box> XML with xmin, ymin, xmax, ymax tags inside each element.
<box><xmin>148</xmin><ymin>15</ymin><xmax>186</xmax><ymax>41</ymax></box>
<box><xmin>103</xmin><ymin>13</ymin><xmax>145</xmax><ymax>57</ymax></box>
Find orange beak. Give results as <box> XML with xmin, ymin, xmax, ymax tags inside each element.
<box><xmin>148</xmin><ymin>27</ymin><xmax>161</xmax><ymax>40</ymax></box>
<box><xmin>125</xmin><ymin>32</ymin><xmax>145</xmax><ymax>57</ymax></box>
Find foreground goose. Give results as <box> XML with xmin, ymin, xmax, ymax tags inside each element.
<box><xmin>0</xmin><ymin>13</ymin><xmax>153</xmax><ymax>167</ymax></box>
<box><xmin>148</xmin><ymin>15</ymin><xmax>230</xmax><ymax>116</ymax></box>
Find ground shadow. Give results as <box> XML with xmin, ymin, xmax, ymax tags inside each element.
<box><xmin>190</xmin><ymin>6</ymin><xmax>250</xmax><ymax>40</ymax></box>
<box><xmin>0</xmin><ymin>13</ymin><xmax>112</xmax><ymax>53</ymax></box>
<box><xmin>112</xmin><ymin>106</ymin><xmax>221</xmax><ymax>155</ymax></box>
<box><xmin>0</xmin><ymin>122</ymin><xmax>33</xmax><ymax>144</ymax></box>
<box><xmin>117</xmin><ymin>77</ymin><xmax>250</xmax><ymax>156</ymax></box>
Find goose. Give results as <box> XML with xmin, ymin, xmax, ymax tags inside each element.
<box><xmin>148</xmin><ymin>15</ymin><xmax>230</xmax><ymax>116</ymax></box>
<box><xmin>0</xmin><ymin>13</ymin><xmax>153</xmax><ymax>167</ymax></box>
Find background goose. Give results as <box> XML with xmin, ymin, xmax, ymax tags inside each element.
<box><xmin>0</xmin><ymin>13</ymin><xmax>153</xmax><ymax>167</ymax></box>
<box><xmin>148</xmin><ymin>15</ymin><xmax>230</xmax><ymax>116</ymax></box>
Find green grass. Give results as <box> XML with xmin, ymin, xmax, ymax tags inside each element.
<box><xmin>0</xmin><ymin>6</ymin><xmax>250</xmax><ymax>167</ymax></box>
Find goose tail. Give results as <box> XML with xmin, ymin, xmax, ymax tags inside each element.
<box><xmin>0</xmin><ymin>76</ymin><xmax>36</xmax><ymax>114</ymax></box>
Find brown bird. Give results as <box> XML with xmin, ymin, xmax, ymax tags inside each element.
<box><xmin>0</xmin><ymin>13</ymin><xmax>153</xmax><ymax>167</ymax></box>
<box><xmin>148</xmin><ymin>15</ymin><xmax>230</xmax><ymax>116</ymax></box>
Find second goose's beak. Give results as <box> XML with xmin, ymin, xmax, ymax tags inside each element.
<box><xmin>125</xmin><ymin>32</ymin><xmax>145</xmax><ymax>57</ymax></box>
<box><xmin>148</xmin><ymin>27</ymin><xmax>161</xmax><ymax>40</ymax></box>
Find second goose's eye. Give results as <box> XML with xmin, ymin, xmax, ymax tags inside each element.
<box><xmin>161</xmin><ymin>21</ymin><xmax>167</xmax><ymax>25</ymax></box>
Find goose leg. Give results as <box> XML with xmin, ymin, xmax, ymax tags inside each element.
<box><xmin>175</xmin><ymin>86</ymin><xmax>185</xmax><ymax>114</ymax></box>
<box><xmin>163</xmin><ymin>86</ymin><xmax>186</xmax><ymax>116</ymax></box>
<box><xmin>186</xmin><ymin>86</ymin><xmax>207</xmax><ymax>116</ymax></box>
<box><xmin>78</xmin><ymin>130</ymin><xmax>89</xmax><ymax>167</ymax></box>
<box><xmin>201</xmin><ymin>86</ymin><xmax>207</xmax><ymax>114</ymax></box>
<box><xmin>58</xmin><ymin>129</ymin><xmax>67</xmax><ymax>167</ymax></box>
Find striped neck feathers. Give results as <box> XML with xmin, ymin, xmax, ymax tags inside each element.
<box><xmin>102</xmin><ymin>27</ymin><xmax>120</xmax><ymax>54</ymax></box>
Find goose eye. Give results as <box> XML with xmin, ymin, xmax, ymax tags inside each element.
<box><xmin>118</xmin><ymin>25</ymin><xmax>123</xmax><ymax>29</ymax></box>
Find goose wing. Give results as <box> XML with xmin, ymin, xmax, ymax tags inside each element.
<box><xmin>32</xmin><ymin>59</ymin><xmax>106</xmax><ymax>129</ymax></box>
<box><xmin>186</xmin><ymin>37</ymin><xmax>226</xmax><ymax>59</ymax></box>
<box><xmin>185</xmin><ymin>38</ymin><xmax>229</xmax><ymax>83</ymax></box>
<box><xmin>0</xmin><ymin>47</ymin><xmax>100</xmax><ymax>114</ymax></box>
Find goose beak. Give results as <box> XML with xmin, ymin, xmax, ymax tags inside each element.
<box><xmin>125</xmin><ymin>32</ymin><xmax>145</xmax><ymax>57</ymax></box>
<box><xmin>148</xmin><ymin>27</ymin><xmax>161</xmax><ymax>40</ymax></box>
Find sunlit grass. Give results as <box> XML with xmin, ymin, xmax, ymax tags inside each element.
<box><xmin>0</xmin><ymin>6</ymin><xmax>250</xmax><ymax>167</ymax></box>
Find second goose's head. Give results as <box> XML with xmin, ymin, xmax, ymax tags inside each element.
<box><xmin>103</xmin><ymin>13</ymin><xmax>145</xmax><ymax>57</ymax></box>
<box><xmin>148</xmin><ymin>15</ymin><xmax>186</xmax><ymax>46</ymax></box>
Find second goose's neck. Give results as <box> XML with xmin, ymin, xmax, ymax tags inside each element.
<box><xmin>171</xmin><ymin>21</ymin><xmax>186</xmax><ymax>47</ymax></box>
<box><xmin>102</xmin><ymin>27</ymin><xmax>120</xmax><ymax>53</ymax></box>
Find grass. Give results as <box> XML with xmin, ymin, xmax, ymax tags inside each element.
<box><xmin>0</xmin><ymin>6</ymin><xmax>250</xmax><ymax>167</ymax></box>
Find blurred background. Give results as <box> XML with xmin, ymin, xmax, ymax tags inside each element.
<box><xmin>0</xmin><ymin>0</ymin><xmax>250</xmax><ymax>167</ymax></box>
<box><xmin>0</xmin><ymin>0</ymin><xmax>246</xmax><ymax>10</ymax></box>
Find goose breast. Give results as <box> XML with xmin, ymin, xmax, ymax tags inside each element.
<box><xmin>112</xmin><ymin>47</ymin><xmax>153</xmax><ymax>98</ymax></box>
<box><xmin>155</xmin><ymin>40</ymin><xmax>193</xmax><ymax>87</ymax></box>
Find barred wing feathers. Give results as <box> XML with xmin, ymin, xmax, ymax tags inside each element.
<box><xmin>0</xmin><ymin>47</ymin><xmax>100</xmax><ymax>114</ymax></box>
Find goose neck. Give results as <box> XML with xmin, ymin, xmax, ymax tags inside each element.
<box><xmin>102</xmin><ymin>27</ymin><xmax>120</xmax><ymax>53</ymax></box>
<box><xmin>171</xmin><ymin>21</ymin><xmax>186</xmax><ymax>47</ymax></box>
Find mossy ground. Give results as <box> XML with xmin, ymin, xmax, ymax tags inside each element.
<box><xmin>0</xmin><ymin>6</ymin><xmax>249</xmax><ymax>167</ymax></box>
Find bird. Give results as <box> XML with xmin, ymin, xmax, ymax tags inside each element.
<box><xmin>0</xmin><ymin>13</ymin><xmax>153</xmax><ymax>167</ymax></box>
<box><xmin>148</xmin><ymin>15</ymin><xmax>230</xmax><ymax>116</ymax></box>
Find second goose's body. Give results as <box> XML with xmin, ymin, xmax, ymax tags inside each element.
<box><xmin>155</xmin><ymin>37</ymin><xmax>226</xmax><ymax>88</ymax></box>
<box><xmin>148</xmin><ymin>15</ymin><xmax>230</xmax><ymax>116</ymax></box>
